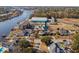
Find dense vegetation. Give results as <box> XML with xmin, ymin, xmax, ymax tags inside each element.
<box><xmin>33</xmin><ymin>7</ymin><xmax>79</xmax><ymax>18</ymax></box>
<box><xmin>71</xmin><ymin>32</ymin><xmax>79</xmax><ymax>53</ymax></box>
<box><xmin>0</xmin><ymin>7</ymin><xmax>22</xmax><ymax>22</ymax></box>
<box><xmin>41</xmin><ymin>36</ymin><xmax>53</xmax><ymax>46</ymax></box>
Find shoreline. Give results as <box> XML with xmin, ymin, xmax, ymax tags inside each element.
<box><xmin>0</xmin><ymin>10</ymin><xmax>23</xmax><ymax>22</ymax></box>
<box><xmin>0</xmin><ymin>10</ymin><xmax>32</xmax><ymax>39</ymax></box>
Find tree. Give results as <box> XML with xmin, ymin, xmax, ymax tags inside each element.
<box><xmin>41</xmin><ymin>36</ymin><xmax>53</xmax><ymax>46</ymax></box>
<box><xmin>18</xmin><ymin>40</ymin><xmax>32</xmax><ymax>52</ymax></box>
<box><xmin>46</xmin><ymin>13</ymin><xmax>52</xmax><ymax>19</ymax></box>
<box><xmin>72</xmin><ymin>32</ymin><xmax>79</xmax><ymax>52</ymax></box>
<box><xmin>22</xmin><ymin>47</ymin><xmax>33</xmax><ymax>53</ymax></box>
<box><xmin>19</xmin><ymin>40</ymin><xmax>31</xmax><ymax>48</ymax></box>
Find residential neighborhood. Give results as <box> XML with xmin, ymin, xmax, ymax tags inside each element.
<box><xmin>0</xmin><ymin>7</ymin><xmax>79</xmax><ymax>53</ymax></box>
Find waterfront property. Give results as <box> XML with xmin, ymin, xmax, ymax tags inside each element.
<box><xmin>1</xmin><ymin>7</ymin><xmax>79</xmax><ymax>53</ymax></box>
<box><xmin>0</xmin><ymin>10</ymin><xmax>32</xmax><ymax>38</ymax></box>
<box><xmin>30</xmin><ymin>17</ymin><xmax>49</xmax><ymax>31</ymax></box>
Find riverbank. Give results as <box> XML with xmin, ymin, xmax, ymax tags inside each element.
<box><xmin>0</xmin><ymin>10</ymin><xmax>23</xmax><ymax>22</ymax></box>
<box><xmin>0</xmin><ymin>10</ymin><xmax>32</xmax><ymax>38</ymax></box>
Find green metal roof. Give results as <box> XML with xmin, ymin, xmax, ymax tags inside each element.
<box><xmin>31</xmin><ymin>17</ymin><xmax>48</xmax><ymax>22</ymax></box>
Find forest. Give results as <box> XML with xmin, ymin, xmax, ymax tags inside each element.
<box><xmin>33</xmin><ymin>7</ymin><xmax>79</xmax><ymax>18</ymax></box>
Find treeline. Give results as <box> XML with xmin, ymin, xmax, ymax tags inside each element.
<box><xmin>0</xmin><ymin>7</ymin><xmax>22</xmax><ymax>22</ymax></box>
<box><xmin>33</xmin><ymin>7</ymin><xmax>79</xmax><ymax>18</ymax></box>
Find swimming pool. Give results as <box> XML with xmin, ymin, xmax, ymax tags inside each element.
<box><xmin>0</xmin><ymin>47</ymin><xmax>5</xmax><ymax>53</ymax></box>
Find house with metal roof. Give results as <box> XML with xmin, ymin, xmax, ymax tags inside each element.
<box><xmin>31</xmin><ymin>17</ymin><xmax>48</xmax><ymax>22</ymax></box>
<box><xmin>31</xmin><ymin>17</ymin><xmax>49</xmax><ymax>31</ymax></box>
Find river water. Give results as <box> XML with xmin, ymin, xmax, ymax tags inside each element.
<box><xmin>0</xmin><ymin>10</ymin><xmax>32</xmax><ymax>39</ymax></box>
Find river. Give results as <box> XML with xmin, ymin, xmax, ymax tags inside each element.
<box><xmin>0</xmin><ymin>10</ymin><xmax>32</xmax><ymax>39</ymax></box>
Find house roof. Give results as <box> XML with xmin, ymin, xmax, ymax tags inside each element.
<box><xmin>31</xmin><ymin>17</ymin><xmax>48</xmax><ymax>22</ymax></box>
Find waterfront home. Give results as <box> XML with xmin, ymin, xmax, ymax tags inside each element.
<box><xmin>19</xmin><ymin>21</ymin><xmax>34</xmax><ymax>36</ymax></box>
<box><xmin>30</xmin><ymin>17</ymin><xmax>49</xmax><ymax>31</ymax></box>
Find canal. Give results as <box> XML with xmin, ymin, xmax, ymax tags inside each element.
<box><xmin>0</xmin><ymin>10</ymin><xmax>32</xmax><ymax>39</ymax></box>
